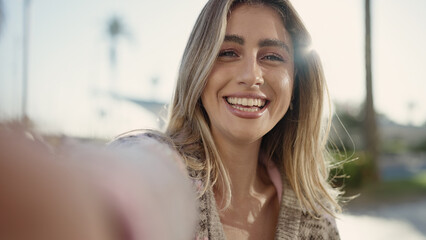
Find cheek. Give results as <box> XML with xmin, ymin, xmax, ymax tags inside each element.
<box><xmin>202</xmin><ymin>67</ymin><xmax>229</xmax><ymax>105</ymax></box>
<box><xmin>201</xmin><ymin>71</ymin><xmax>216</xmax><ymax>106</ymax></box>
<box><xmin>274</xmin><ymin>72</ymin><xmax>294</xmax><ymax>101</ymax></box>
<box><xmin>270</xmin><ymin>72</ymin><xmax>294</xmax><ymax>121</ymax></box>
<box><xmin>200</xmin><ymin>88</ymin><xmax>212</xmax><ymax>115</ymax></box>
<box><xmin>280</xmin><ymin>76</ymin><xmax>292</xmax><ymax>91</ymax></box>
<box><xmin>201</xmin><ymin>77</ymin><xmax>220</xmax><ymax>115</ymax></box>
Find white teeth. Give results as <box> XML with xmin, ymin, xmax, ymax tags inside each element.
<box><xmin>248</xmin><ymin>98</ymin><xmax>253</xmax><ymax>106</ymax></box>
<box><xmin>242</xmin><ymin>98</ymin><xmax>248</xmax><ymax>106</ymax></box>
<box><xmin>226</xmin><ymin>97</ymin><xmax>266</xmax><ymax>107</ymax></box>
<box><xmin>231</xmin><ymin>105</ymin><xmax>260</xmax><ymax>112</ymax></box>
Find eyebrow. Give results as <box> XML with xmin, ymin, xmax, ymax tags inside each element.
<box><xmin>224</xmin><ymin>34</ymin><xmax>244</xmax><ymax>45</ymax></box>
<box><xmin>259</xmin><ymin>38</ymin><xmax>290</xmax><ymax>53</ymax></box>
<box><xmin>223</xmin><ymin>34</ymin><xmax>290</xmax><ymax>53</ymax></box>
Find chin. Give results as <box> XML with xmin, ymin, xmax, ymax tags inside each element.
<box><xmin>227</xmin><ymin>128</ymin><xmax>265</xmax><ymax>144</ymax></box>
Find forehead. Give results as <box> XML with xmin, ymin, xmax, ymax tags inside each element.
<box><xmin>226</xmin><ymin>4</ymin><xmax>290</xmax><ymax>45</ymax></box>
<box><xmin>229</xmin><ymin>3</ymin><xmax>285</xmax><ymax>24</ymax></box>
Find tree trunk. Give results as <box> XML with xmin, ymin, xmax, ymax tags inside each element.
<box><xmin>365</xmin><ymin>0</ymin><xmax>380</xmax><ymax>181</ymax></box>
<box><xmin>22</xmin><ymin>0</ymin><xmax>31</xmax><ymax>121</ymax></box>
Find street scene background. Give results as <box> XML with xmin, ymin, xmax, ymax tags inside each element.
<box><xmin>1</xmin><ymin>0</ymin><xmax>425</xmax><ymax>239</ymax></box>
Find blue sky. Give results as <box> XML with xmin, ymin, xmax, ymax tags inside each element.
<box><xmin>1</xmin><ymin>0</ymin><xmax>425</xmax><ymax>137</ymax></box>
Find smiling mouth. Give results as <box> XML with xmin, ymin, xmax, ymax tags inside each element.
<box><xmin>225</xmin><ymin>97</ymin><xmax>268</xmax><ymax>112</ymax></box>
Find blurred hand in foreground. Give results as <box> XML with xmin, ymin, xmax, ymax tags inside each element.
<box><xmin>0</xmin><ymin>125</ymin><xmax>197</xmax><ymax>240</ymax></box>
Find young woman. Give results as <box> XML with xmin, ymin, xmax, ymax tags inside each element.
<box><xmin>115</xmin><ymin>0</ymin><xmax>341</xmax><ymax>239</ymax></box>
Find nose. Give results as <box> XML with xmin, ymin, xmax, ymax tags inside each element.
<box><xmin>237</xmin><ymin>56</ymin><xmax>264</xmax><ymax>87</ymax></box>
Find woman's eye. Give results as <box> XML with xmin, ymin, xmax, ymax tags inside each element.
<box><xmin>263</xmin><ymin>54</ymin><xmax>284</xmax><ymax>62</ymax></box>
<box><xmin>218</xmin><ymin>50</ymin><xmax>238</xmax><ymax>58</ymax></box>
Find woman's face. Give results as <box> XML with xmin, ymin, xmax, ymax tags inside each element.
<box><xmin>201</xmin><ymin>4</ymin><xmax>294</xmax><ymax>144</ymax></box>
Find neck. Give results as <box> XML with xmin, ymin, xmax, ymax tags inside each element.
<box><xmin>213</xmin><ymin>135</ymin><xmax>265</xmax><ymax>205</ymax></box>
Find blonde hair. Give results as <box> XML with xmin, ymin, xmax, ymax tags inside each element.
<box><xmin>165</xmin><ymin>0</ymin><xmax>341</xmax><ymax>216</ymax></box>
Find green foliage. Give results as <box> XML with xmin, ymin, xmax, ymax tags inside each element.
<box><xmin>329</xmin><ymin>151</ymin><xmax>378</xmax><ymax>189</ymax></box>
<box><xmin>411</xmin><ymin>137</ymin><xmax>426</xmax><ymax>152</ymax></box>
<box><xmin>330</xmin><ymin>103</ymin><xmax>363</xmax><ymax>152</ymax></box>
<box><xmin>349</xmin><ymin>171</ymin><xmax>426</xmax><ymax>205</ymax></box>
<box><xmin>381</xmin><ymin>138</ymin><xmax>408</xmax><ymax>154</ymax></box>
<box><xmin>370</xmin><ymin>172</ymin><xmax>426</xmax><ymax>197</ymax></box>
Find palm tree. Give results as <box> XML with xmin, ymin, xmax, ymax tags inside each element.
<box><xmin>364</xmin><ymin>0</ymin><xmax>380</xmax><ymax>181</ymax></box>
<box><xmin>22</xmin><ymin>0</ymin><xmax>31</xmax><ymax>123</ymax></box>
<box><xmin>0</xmin><ymin>0</ymin><xmax>4</xmax><ymax>33</ymax></box>
<box><xmin>106</xmin><ymin>15</ymin><xmax>129</xmax><ymax>93</ymax></box>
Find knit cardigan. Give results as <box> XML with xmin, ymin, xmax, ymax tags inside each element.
<box><xmin>193</xmin><ymin>171</ymin><xmax>340</xmax><ymax>240</ymax></box>
<box><xmin>111</xmin><ymin>134</ymin><xmax>340</xmax><ymax>240</ymax></box>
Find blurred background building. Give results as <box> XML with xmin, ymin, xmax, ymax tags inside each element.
<box><xmin>0</xmin><ymin>0</ymin><xmax>425</xmax><ymax>239</ymax></box>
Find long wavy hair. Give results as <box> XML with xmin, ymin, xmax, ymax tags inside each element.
<box><xmin>165</xmin><ymin>0</ymin><xmax>341</xmax><ymax>216</ymax></box>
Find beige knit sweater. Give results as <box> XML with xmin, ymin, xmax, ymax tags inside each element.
<box><xmin>192</xmin><ymin>166</ymin><xmax>340</xmax><ymax>240</ymax></box>
<box><xmin>112</xmin><ymin>134</ymin><xmax>340</xmax><ymax>240</ymax></box>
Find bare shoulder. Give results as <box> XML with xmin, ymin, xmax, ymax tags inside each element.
<box><xmin>108</xmin><ymin>130</ymin><xmax>186</xmax><ymax>171</ymax></box>
<box><xmin>109</xmin><ymin>130</ymin><xmax>171</xmax><ymax>148</ymax></box>
<box><xmin>109</xmin><ymin>131</ymin><xmax>175</xmax><ymax>157</ymax></box>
